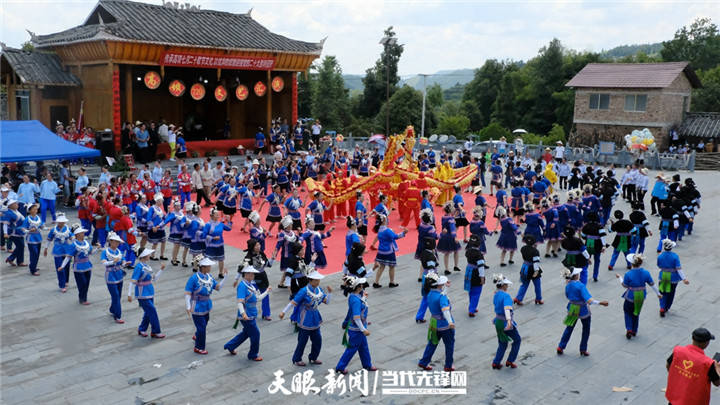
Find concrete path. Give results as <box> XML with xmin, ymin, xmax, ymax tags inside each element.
<box><xmin>1</xmin><ymin>168</ymin><xmax>719</xmax><ymax>404</ymax></box>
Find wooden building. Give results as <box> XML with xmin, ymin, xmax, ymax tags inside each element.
<box><xmin>1</xmin><ymin>0</ymin><xmax>323</xmax><ymax>151</ymax></box>
<box><xmin>565</xmin><ymin>62</ymin><xmax>702</xmax><ymax>150</ymax></box>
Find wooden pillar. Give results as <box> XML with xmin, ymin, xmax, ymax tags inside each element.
<box><xmin>266</xmin><ymin>70</ymin><xmax>272</xmax><ymax>136</ymax></box>
<box><xmin>124</xmin><ymin>65</ymin><xmax>133</xmax><ymax>124</ymax></box>
<box><xmin>6</xmin><ymin>74</ymin><xmax>16</xmax><ymax>120</ymax></box>
<box><xmin>292</xmin><ymin>73</ymin><xmax>298</xmax><ymax>125</ymax></box>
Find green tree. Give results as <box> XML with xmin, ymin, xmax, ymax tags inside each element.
<box><xmin>435</xmin><ymin>114</ymin><xmax>470</xmax><ymax>137</ymax></box>
<box><xmin>375</xmin><ymin>85</ymin><xmax>434</xmax><ymax>135</ymax></box>
<box><xmin>357</xmin><ymin>26</ymin><xmax>404</xmax><ymax>118</ymax></box>
<box><xmin>692</xmin><ymin>66</ymin><xmax>720</xmax><ymax>112</ymax></box>
<box><xmin>21</xmin><ymin>41</ymin><xmax>34</xmax><ymax>51</ymax></box>
<box><xmin>491</xmin><ymin>69</ymin><xmax>527</xmax><ymax>128</ymax></box>
<box><xmin>426</xmin><ymin>83</ymin><xmax>444</xmax><ymax>109</ymax></box>
<box><xmin>477</xmin><ymin>122</ymin><xmax>511</xmax><ymax>141</ymax></box>
<box><xmin>522</xmin><ymin>38</ymin><xmax>566</xmax><ymax>134</ymax></box>
<box><xmin>661</xmin><ymin>18</ymin><xmax>720</xmax><ymax>70</ymax></box>
<box><xmin>297</xmin><ymin>69</ymin><xmax>315</xmax><ymax>118</ymax></box>
<box><xmin>443</xmin><ymin>83</ymin><xmax>465</xmax><ymax>101</ymax></box>
<box><xmin>462</xmin><ymin>59</ymin><xmax>508</xmax><ymax>130</ymax></box>
<box><xmin>311</xmin><ymin>56</ymin><xmax>350</xmax><ymax>130</ymax></box>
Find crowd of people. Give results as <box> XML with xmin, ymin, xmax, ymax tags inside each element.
<box><xmin>1</xmin><ymin>137</ymin><xmax>716</xmax><ymax>402</ymax></box>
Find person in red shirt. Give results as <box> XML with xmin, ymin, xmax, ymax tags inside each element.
<box><xmin>542</xmin><ymin>148</ymin><xmax>553</xmax><ymax>164</ymax></box>
<box><xmin>666</xmin><ymin>327</ymin><xmax>720</xmax><ymax>405</ymax></box>
<box><xmin>92</xmin><ymin>194</ymin><xmax>108</xmax><ymax>247</ymax></box>
<box><xmin>178</xmin><ymin>165</ymin><xmax>192</xmax><ymax>208</ymax></box>
<box><xmin>159</xmin><ymin>169</ymin><xmax>173</xmax><ymax>212</ymax></box>
<box><xmin>141</xmin><ymin>172</ymin><xmax>156</xmax><ymax>201</ymax></box>
<box><xmin>114</xmin><ymin>206</ymin><xmax>137</xmax><ymax>268</ymax></box>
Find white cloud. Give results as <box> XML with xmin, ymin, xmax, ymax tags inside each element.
<box><xmin>1</xmin><ymin>0</ymin><xmax>718</xmax><ymax>76</ymax></box>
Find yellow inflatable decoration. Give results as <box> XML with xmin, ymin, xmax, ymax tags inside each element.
<box><xmin>304</xmin><ymin>126</ymin><xmax>478</xmax><ymax>204</ymax></box>
<box><xmin>543</xmin><ymin>162</ymin><xmax>558</xmax><ymax>194</ymax></box>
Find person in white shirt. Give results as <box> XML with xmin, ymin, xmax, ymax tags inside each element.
<box><xmin>213</xmin><ymin>162</ymin><xmax>225</xmax><ymax>182</ymax></box>
<box><xmin>521</xmin><ymin>152</ymin><xmax>534</xmax><ymax>169</ymax></box>
<box><xmin>625</xmin><ymin>165</ymin><xmax>639</xmax><ymax>203</ymax></box>
<box><xmin>554</xmin><ymin>141</ymin><xmax>565</xmax><ymax>163</ymax></box>
<box><xmin>463</xmin><ymin>139</ymin><xmax>473</xmax><ymax>152</ymax></box>
<box><xmin>311</xmin><ymin>120</ymin><xmax>322</xmax><ymax>145</ymax></box>
<box><xmin>167</xmin><ymin>124</ymin><xmax>177</xmax><ymax>161</ymax></box>
<box><xmin>636</xmin><ymin>168</ymin><xmax>649</xmax><ymax>209</ymax></box>
<box><xmin>556</xmin><ymin>158</ymin><xmax>571</xmax><ymax>190</ymax></box>
<box><xmin>158</xmin><ymin>120</ymin><xmax>169</xmax><ymax>143</ymax></box>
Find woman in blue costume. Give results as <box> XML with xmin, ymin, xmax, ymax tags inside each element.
<box><xmin>522</xmin><ymin>201</ymin><xmax>544</xmax><ymax>245</ymax></box>
<box><xmin>184</xmin><ymin>255</ymin><xmax>225</xmax><ymax>354</ymax></box>
<box><xmin>491</xmin><ymin>273</ymin><xmax>521</xmax><ymax>370</ymax></box>
<box><xmin>437</xmin><ymin>203</ymin><xmax>461</xmax><ymax>275</ymax></box>
<box><xmin>279</xmin><ymin>271</ymin><xmax>332</xmax><ymax>366</ymax></box>
<box><xmin>495</xmin><ymin>207</ymin><xmax>520</xmax><ymax>267</ymax></box>
<box><xmin>45</xmin><ymin>213</ymin><xmax>73</xmax><ymax>292</ymax></box>
<box><xmin>335</xmin><ymin>275</ymin><xmax>377</xmax><ymax>374</ymax></box>
<box><xmin>615</xmin><ymin>253</ymin><xmax>661</xmax><ymax>339</ymax></box>
<box><xmin>372</xmin><ymin>214</ymin><xmax>407</xmax><ymax>289</ymax></box>
<box><xmin>464</xmin><ymin>234</ymin><xmax>489</xmax><ymax>317</ymax></box>
<box><xmin>128</xmin><ymin>247</ymin><xmax>166</xmax><ymax>339</ymax></box>
<box><xmin>656</xmin><ymin>239</ymin><xmax>688</xmax><ymax>317</ymax></box>
<box><xmin>224</xmin><ymin>265</ymin><xmax>270</xmax><ymax>360</ymax></box>
<box><xmin>416</xmin><ymin>237</ymin><xmax>439</xmax><ymax>323</ymax></box>
<box><xmin>202</xmin><ymin>208</ymin><xmax>232</xmax><ymax>278</ymax></box>
<box><xmin>415</xmin><ymin>209</ymin><xmax>438</xmax><ymax>282</ymax></box>
<box><xmin>556</xmin><ymin>267</ymin><xmax>609</xmax><ymax>356</ymax></box>
<box><xmin>418</xmin><ymin>273</ymin><xmax>456</xmax><ymax>372</ymax></box>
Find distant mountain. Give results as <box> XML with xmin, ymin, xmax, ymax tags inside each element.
<box><xmin>402</xmin><ymin>69</ymin><xmax>475</xmax><ymax>90</ymax></box>
<box><xmin>342</xmin><ymin>74</ymin><xmax>364</xmax><ymax>91</ymax></box>
<box><xmin>342</xmin><ymin>69</ymin><xmax>476</xmax><ymax>92</ymax></box>
<box><xmin>600</xmin><ymin>42</ymin><xmax>663</xmax><ymax>60</ymax></box>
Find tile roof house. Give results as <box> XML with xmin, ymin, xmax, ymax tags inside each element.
<box><xmin>565</xmin><ymin>62</ymin><xmax>702</xmax><ymax>150</ymax></box>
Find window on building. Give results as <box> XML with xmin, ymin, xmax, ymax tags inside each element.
<box><xmin>15</xmin><ymin>90</ymin><xmax>30</xmax><ymax>120</ymax></box>
<box><xmin>624</xmin><ymin>94</ymin><xmax>647</xmax><ymax>112</ymax></box>
<box><xmin>589</xmin><ymin>93</ymin><xmax>610</xmax><ymax>110</ymax></box>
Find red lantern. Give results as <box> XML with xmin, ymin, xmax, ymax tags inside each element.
<box><xmin>214</xmin><ymin>85</ymin><xmax>227</xmax><ymax>102</ymax></box>
<box><xmin>271</xmin><ymin>76</ymin><xmax>284</xmax><ymax>92</ymax></box>
<box><xmin>190</xmin><ymin>83</ymin><xmax>205</xmax><ymax>100</ymax></box>
<box><xmin>168</xmin><ymin>80</ymin><xmax>186</xmax><ymax>97</ymax></box>
<box><xmin>235</xmin><ymin>85</ymin><xmax>249</xmax><ymax>101</ymax></box>
<box><xmin>254</xmin><ymin>81</ymin><xmax>267</xmax><ymax>97</ymax></box>
<box><xmin>144</xmin><ymin>71</ymin><xmax>161</xmax><ymax>89</ymax></box>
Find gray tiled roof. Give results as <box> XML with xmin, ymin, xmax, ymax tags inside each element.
<box><xmin>679</xmin><ymin>112</ymin><xmax>720</xmax><ymax>139</ymax></box>
<box><xmin>34</xmin><ymin>0</ymin><xmax>323</xmax><ymax>55</ymax></box>
<box><xmin>565</xmin><ymin>62</ymin><xmax>702</xmax><ymax>89</ymax></box>
<box><xmin>1</xmin><ymin>48</ymin><xmax>81</xmax><ymax>86</ymax></box>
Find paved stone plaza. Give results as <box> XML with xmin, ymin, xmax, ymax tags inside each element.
<box><xmin>1</xmin><ymin>168</ymin><xmax>719</xmax><ymax>405</ymax></box>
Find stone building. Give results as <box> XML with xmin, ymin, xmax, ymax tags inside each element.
<box><xmin>565</xmin><ymin>62</ymin><xmax>701</xmax><ymax>150</ymax></box>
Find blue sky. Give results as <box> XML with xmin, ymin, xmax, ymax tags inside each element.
<box><xmin>1</xmin><ymin>0</ymin><xmax>719</xmax><ymax>76</ymax></box>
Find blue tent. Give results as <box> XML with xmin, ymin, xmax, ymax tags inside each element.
<box><xmin>0</xmin><ymin>120</ymin><xmax>101</xmax><ymax>162</ymax></box>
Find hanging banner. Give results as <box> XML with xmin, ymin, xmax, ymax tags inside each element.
<box><xmin>159</xmin><ymin>51</ymin><xmax>276</xmax><ymax>70</ymax></box>
<box><xmin>235</xmin><ymin>85</ymin><xmax>249</xmax><ymax>101</ymax></box>
<box><xmin>214</xmin><ymin>85</ymin><xmax>227</xmax><ymax>102</ymax></box>
<box><xmin>271</xmin><ymin>76</ymin><xmax>284</xmax><ymax>92</ymax></box>
<box><xmin>190</xmin><ymin>83</ymin><xmax>206</xmax><ymax>100</ymax></box>
<box><xmin>144</xmin><ymin>71</ymin><xmax>161</xmax><ymax>89</ymax></box>
<box><xmin>254</xmin><ymin>81</ymin><xmax>267</xmax><ymax>97</ymax></box>
<box><xmin>168</xmin><ymin>80</ymin><xmax>186</xmax><ymax>97</ymax></box>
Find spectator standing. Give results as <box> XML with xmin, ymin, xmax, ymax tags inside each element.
<box><xmin>39</xmin><ymin>172</ymin><xmax>62</xmax><ymax>225</ymax></box>
<box><xmin>59</xmin><ymin>161</ymin><xmax>73</xmax><ymax>207</ymax></box>
<box><xmin>554</xmin><ymin>141</ymin><xmax>565</xmax><ymax>163</ymax></box>
<box><xmin>192</xmin><ymin>163</ymin><xmax>212</xmax><ymax>207</ymax></box>
<box><xmin>99</xmin><ymin>166</ymin><xmax>112</xmax><ymax>186</ymax></box>
<box><xmin>135</xmin><ymin>122</ymin><xmax>150</xmax><ymax>163</ymax></box>
<box><xmin>148</xmin><ymin>121</ymin><xmax>160</xmax><ymax>161</ymax></box>
<box><xmin>200</xmin><ymin>160</ymin><xmax>214</xmax><ymax>204</ymax></box>
<box><xmin>74</xmin><ymin>168</ymin><xmax>89</xmax><ymax>196</ymax></box>
<box><xmin>665</xmin><ymin>327</ymin><xmax>720</xmax><ymax>405</ymax></box>
<box><xmin>311</xmin><ymin>120</ymin><xmax>322</xmax><ymax>146</ymax></box>
<box><xmin>167</xmin><ymin>124</ymin><xmax>177</xmax><ymax>161</ymax></box>
<box><xmin>16</xmin><ymin>175</ymin><xmax>39</xmax><ymax>216</ymax></box>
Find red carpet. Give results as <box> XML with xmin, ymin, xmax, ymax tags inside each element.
<box><xmin>195</xmin><ymin>191</ymin><xmax>498</xmax><ymax>275</ymax></box>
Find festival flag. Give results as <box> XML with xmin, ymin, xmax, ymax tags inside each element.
<box><xmin>77</xmin><ymin>99</ymin><xmax>85</xmax><ymax>131</ymax></box>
